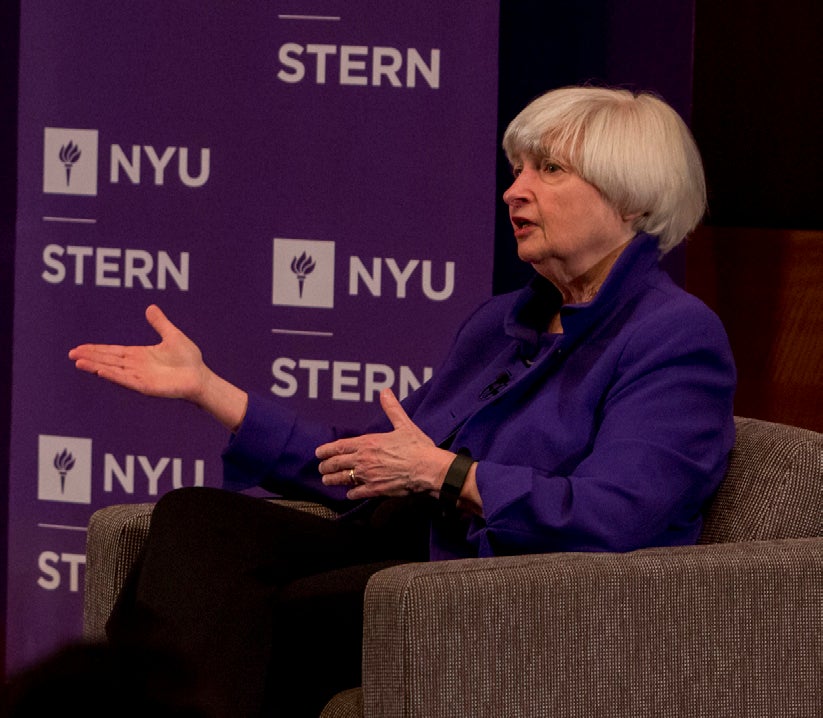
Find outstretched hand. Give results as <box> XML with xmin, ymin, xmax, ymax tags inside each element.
<box><xmin>68</xmin><ymin>304</ymin><xmax>209</xmax><ymax>403</ymax></box>
<box><xmin>316</xmin><ymin>388</ymin><xmax>454</xmax><ymax>499</ymax></box>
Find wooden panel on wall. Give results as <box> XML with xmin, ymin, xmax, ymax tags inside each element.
<box><xmin>686</xmin><ymin>226</ymin><xmax>823</xmax><ymax>432</ymax></box>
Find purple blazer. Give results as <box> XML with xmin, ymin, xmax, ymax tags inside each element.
<box><xmin>223</xmin><ymin>233</ymin><xmax>736</xmax><ymax>559</ymax></box>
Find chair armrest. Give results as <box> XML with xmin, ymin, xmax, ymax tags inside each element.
<box><xmin>83</xmin><ymin>497</ymin><xmax>339</xmax><ymax>641</ymax></box>
<box><xmin>83</xmin><ymin>502</ymin><xmax>155</xmax><ymax>641</ymax></box>
<box><xmin>362</xmin><ymin>538</ymin><xmax>823</xmax><ymax>718</ymax></box>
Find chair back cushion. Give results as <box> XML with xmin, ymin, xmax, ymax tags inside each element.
<box><xmin>699</xmin><ymin>417</ymin><xmax>823</xmax><ymax>543</ymax></box>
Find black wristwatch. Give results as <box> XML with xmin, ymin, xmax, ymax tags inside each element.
<box><xmin>439</xmin><ymin>449</ymin><xmax>474</xmax><ymax>514</ymax></box>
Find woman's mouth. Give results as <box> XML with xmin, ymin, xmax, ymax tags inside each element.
<box><xmin>512</xmin><ymin>216</ymin><xmax>536</xmax><ymax>237</ymax></box>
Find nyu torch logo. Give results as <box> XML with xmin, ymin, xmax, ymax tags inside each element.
<box><xmin>273</xmin><ymin>238</ymin><xmax>335</xmax><ymax>308</ymax></box>
<box><xmin>53</xmin><ymin>448</ymin><xmax>76</xmax><ymax>493</ymax></box>
<box><xmin>43</xmin><ymin>128</ymin><xmax>99</xmax><ymax>196</ymax></box>
<box><xmin>58</xmin><ymin>141</ymin><xmax>82</xmax><ymax>187</ymax></box>
<box><xmin>290</xmin><ymin>252</ymin><xmax>316</xmax><ymax>298</ymax></box>
<box><xmin>38</xmin><ymin>435</ymin><xmax>93</xmax><ymax>504</ymax></box>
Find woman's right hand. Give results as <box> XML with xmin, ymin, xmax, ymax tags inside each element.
<box><xmin>68</xmin><ymin>304</ymin><xmax>248</xmax><ymax>432</ymax></box>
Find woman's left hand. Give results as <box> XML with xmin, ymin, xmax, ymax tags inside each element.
<box><xmin>316</xmin><ymin>388</ymin><xmax>454</xmax><ymax>499</ymax></box>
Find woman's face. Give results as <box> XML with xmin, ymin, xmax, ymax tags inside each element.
<box><xmin>503</xmin><ymin>154</ymin><xmax>636</xmax><ymax>284</ymax></box>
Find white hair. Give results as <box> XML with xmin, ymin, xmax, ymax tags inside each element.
<box><xmin>502</xmin><ymin>86</ymin><xmax>707</xmax><ymax>253</ymax></box>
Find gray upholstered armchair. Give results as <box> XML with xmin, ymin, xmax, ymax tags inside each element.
<box><xmin>84</xmin><ymin>417</ymin><xmax>823</xmax><ymax>717</ymax></box>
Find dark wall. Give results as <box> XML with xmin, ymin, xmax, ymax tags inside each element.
<box><xmin>688</xmin><ymin>0</ymin><xmax>823</xmax><ymax>430</ymax></box>
<box><xmin>692</xmin><ymin>0</ymin><xmax>822</xmax><ymax>230</ymax></box>
<box><xmin>0</xmin><ymin>0</ymin><xmax>20</xmax><ymax>679</ymax></box>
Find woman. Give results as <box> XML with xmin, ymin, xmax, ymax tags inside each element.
<box><xmin>69</xmin><ymin>86</ymin><xmax>736</xmax><ymax>717</ymax></box>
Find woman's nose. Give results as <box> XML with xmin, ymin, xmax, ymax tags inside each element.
<box><xmin>503</xmin><ymin>175</ymin><xmax>527</xmax><ymax>206</ymax></box>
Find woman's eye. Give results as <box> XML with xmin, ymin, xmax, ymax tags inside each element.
<box><xmin>511</xmin><ymin>165</ymin><xmax>523</xmax><ymax>178</ymax></box>
<box><xmin>540</xmin><ymin>159</ymin><xmax>561</xmax><ymax>174</ymax></box>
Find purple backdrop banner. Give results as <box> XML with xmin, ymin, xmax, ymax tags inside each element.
<box><xmin>9</xmin><ymin>1</ymin><xmax>499</xmax><ymax>672</ymax></box>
